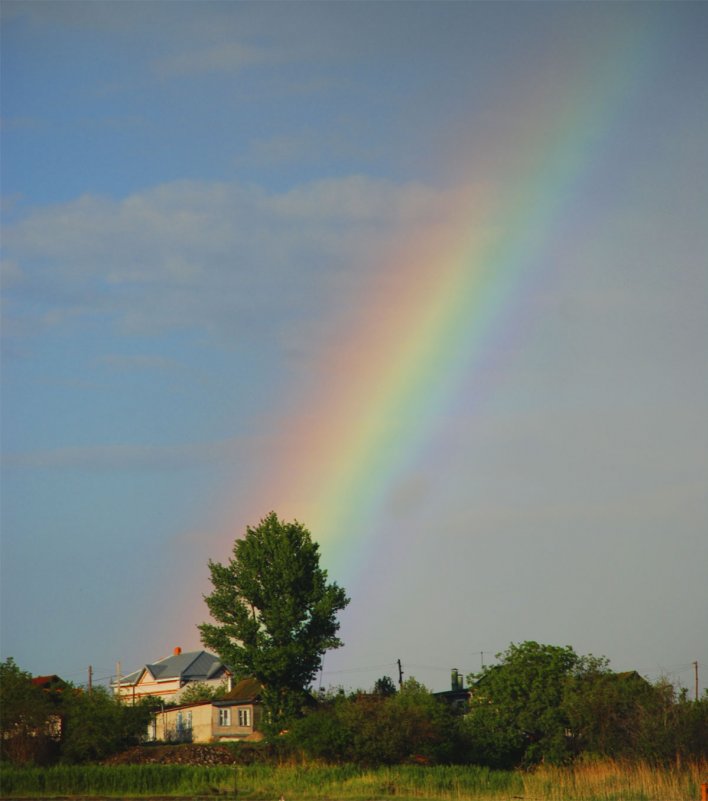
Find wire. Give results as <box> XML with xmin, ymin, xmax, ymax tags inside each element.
<box><xmin>322</xmin><ymin>662</ymin><xmax>398</xmax><ymax>676</ymax></box>
<box><xmin>406</xmin><ymin>664</ymin><xmax>460</xmax><ymax>672</ymax></box>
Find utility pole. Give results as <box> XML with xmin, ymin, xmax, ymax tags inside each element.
<box><xmin>88</xmin><ymin>665</ymin><xmax>93</xmax><ymax>694</ymax></box>
<box><xmin>116</xmin><ymin>661</ymin><xmax>122</xmax><ymax>701</ymax></box>
<box><xmin>397</xmin><ymin>659</ymin><xmax>404</xmax><ymax>690</ymax></box>
<box><xmin>693</xmin><ymin>661</ymin><xmax>699</xmax><ymax>702</ymax></box>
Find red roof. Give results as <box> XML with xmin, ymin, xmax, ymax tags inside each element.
<box><xmin>31</xmin><ymin>675</ymin><xmax>63</xmax><ymax>688</ymax></box>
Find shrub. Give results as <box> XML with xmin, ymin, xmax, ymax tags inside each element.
<box><xmin>60</xmin><ymin>688</ymin><xmax>152</xmax><ymax>763</ymax></box>
<box><xmin>290</xmin><ymin>678</ymin><xmax>468</xmax><ymax>766</ymax></box>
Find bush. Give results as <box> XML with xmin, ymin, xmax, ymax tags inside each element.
<box><xmin>289</xmin><ymin>678</ymin><xmax>468</xmax><ymax>766</ymax></box>
<box><xmin>60</xmin><ymin>688</ymin><xmax>152</xmax><ymax>763</ymax></box>
<box><xmin>0</xmin><ymin>658</ymin><xmax>58</xmax><ymax>765</ymax></box>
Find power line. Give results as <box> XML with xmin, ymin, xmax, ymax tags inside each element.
<box><xmin>321</xmin><ymin>662</ymin><xmax>398</xmax><ymax>676</ymax></box>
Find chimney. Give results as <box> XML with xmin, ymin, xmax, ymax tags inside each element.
<box><xmin>174</xmin><ymin>647</ymin><xmax>182</xmax><ymax>656</ymax></box>
<box><xmin>451</xmin><ymin>668</ymin><xmax>458</xmax><ymax>691</ymax></box>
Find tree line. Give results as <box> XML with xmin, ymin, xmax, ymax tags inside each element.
<box><xmin>197</xmin><ymin>512</ymin><xmax>706</xmax><ymax>766</ymax></box>
<box><xmin>285</xmin><ymin>642</ymin><xmax>707</xmax><ymax>767</ymax></box>
<box><xmin>2</xmin><ymin>513</ymin><xmax>706</xmax><ymax>767</ymax></box>
<box><xmin>0</xmin><ymin>658</ymin><xmax>152</xmax><ymax>764</ymax></box>
<box><xmin>464</xmin><ymin>641</ymin><xmax>707</xmax><ymax>767</ymax></box>
<box><xmin>2</xmin><ymin>645</ymin><xmax>705</xmax><ymax>767</ymax></box>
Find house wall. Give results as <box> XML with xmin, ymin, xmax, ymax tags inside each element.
<box><xmin>148</xmin><ymin>701</ymin><xmax>263</xmax><ymax>743</ymax></box>
<box><xmin>118</xmin><ymin>675</ymin><xmax>227</xmax><ymax>704</ymax></box>
<box><xmin>118</xmin><ymin>677</ymin><xmax>181</xmax><ymax>704</ymax></box>
<box><xmin>149</xmin><ymin>703</ymin><xmax>214</xmax><ymax>743</ymax></box>
<box><xmin>212</xmin><ymin>704</ymin><xmax>264</xmax><ymax>742</ymax></box>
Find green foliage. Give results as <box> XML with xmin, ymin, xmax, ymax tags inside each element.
<box><xmin>177</xmin><ymin>680</ymin><xmax>228</xmax><ymax>705</ymax></box>
<box><xmin>60</xmin><ymin>687</ymin><xmax>152</xmax><ymax>763</ymax></box>
<box><xmin>670</xmin><ymin>694</ymin><xmax>708</xmax><ymax>761</ymax></box>
<box><xmin>1</xmin><ymin>659</ymin><xmax>153</xmax><ymax>765</ymax></box>
<box><xmin>628</xmin><ymin>679</ymin><xmax>708</xmax><ymax>763</ymax></box>
<box><xmin>199</xmin><ymin>512</ymin><xmax>349</xmax><ymax>734</ymax></box>
<box><xmin>289</xmin><ymin>677</ymin><xmax>468</xmax><ymax>765</ymax></box>
<box><xmin>0</xmin><ymin>763</ymin><xmax>236</xmax><ymax>797</ymax></box>
<box><xmin>465</xmin><ymin>642</ymin><xmax>606</xmax><ymax>767</ymax></box>
<box><xmin>563</xmin><ymin>668</ymin><xmax>657</xmax><ymax>759</ymax></box>
<box><xmin>0</xmin><ymin>658</ymin><xmax>56</xmax><ymax>764</ymax></box>
<box><xmin>464</xmin><ymin>641</ymin><xmax>708</xmax><ymax>768</ymax></box>
<box><xmin>286</xmin><ymin>700</ymin><xmax>353</xmax><ymax>762</ymax></box>
<box><xmin>373</xmin><ymin>674</ymin><xmax>397</xmax><ymax>696</ymax></box>
<box><xmin>562</xmin><ymin>668</ymin><xmax>707</xmax><ymax>763</ymax></box>
<box><xmin>0</xmin><ymin>762</ymin><xmax>524</xmax><ymax>799</ymax></box>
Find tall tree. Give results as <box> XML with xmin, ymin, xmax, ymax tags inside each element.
<box><xmin>465</xmin><ymin>641</ymin><xmax>607</xmax><ymax>766</ymax></box>
<box><xmin>199</xmin><ymin>512</ymin><xmax>349</xmax><ymax>731</ymax></box>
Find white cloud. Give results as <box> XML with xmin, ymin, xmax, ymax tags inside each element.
<box><xmin>3</xmin><ymin>177</ymin><xmax>465</xmax><ymax>345</ymax></box>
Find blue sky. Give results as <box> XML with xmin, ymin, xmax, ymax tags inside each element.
<box><xmin>1</xmin><ymin>1</ymin><xmax>707</xmax><ymax>694</ymax></box>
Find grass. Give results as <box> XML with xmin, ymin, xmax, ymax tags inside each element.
<box><xmin>524</xmin><ymin>758</ymin><xmax>707</xmax><ymax>801</ymax></box>
<box><xmin>0</xmin><ymin>759</ymin><xmax>705</xmax><ymax>800</ymax></box>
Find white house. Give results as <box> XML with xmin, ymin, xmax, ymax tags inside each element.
<box><xmin>113</xmin><ymin>648</ymin><xmax>230</xmax><ymax>704</ymax></box>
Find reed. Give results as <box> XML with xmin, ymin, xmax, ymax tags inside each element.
<box><xmin>0</xmin><ymin>759</ymin><xmax>704</xmax><ymax>799</ymax></box>
<box><xmin>0</xmin><ymin>763</ymin><xmax>234</xmax><ymax>797</ymax></box>
<box><xmin>524</xmin><ymin>758</ymin><xmax>707</xmax><ymax>801</ymax></box>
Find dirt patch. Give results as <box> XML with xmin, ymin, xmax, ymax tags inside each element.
<box><xmin>103</xmin><ymin>743</ymin><xmax>272</xmax><ymax>766</ymax></box>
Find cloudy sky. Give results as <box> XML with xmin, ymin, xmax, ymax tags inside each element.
<box><xmin>2</xmin><ymin>1</ymin><xmax>706</xmax><ymax>695</ymax></box>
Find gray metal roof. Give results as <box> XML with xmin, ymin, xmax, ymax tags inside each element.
<box><xmin>119</xmin><ymin>669</ymin><xmax>144</xmax><ymax>686</ymax></box>
<box><xmin>118</xmin><ymin>650</ymin><xmax>226</xmax><ymax>686</ymax></box>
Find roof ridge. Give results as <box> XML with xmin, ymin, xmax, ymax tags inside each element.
<box><xmin>122</xmin><ymin>650</ymin><xmax>220</xmax><ymax>683</ymax></box>
<box><xmin>181</xmin><ymin>650</ymin><xmax>207</xmax><ymax>674</ymax></box>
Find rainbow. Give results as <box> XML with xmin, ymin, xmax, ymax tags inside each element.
<box><xmin>220</xmin><ymin>23</ymin><xmax>657</xmax><ymax>589</ymax></box>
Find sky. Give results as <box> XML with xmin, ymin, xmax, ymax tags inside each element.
<box><xmin>1</xmin><ymin>1</ymin><xmax>707</xmax><ymax>697</ymax></box>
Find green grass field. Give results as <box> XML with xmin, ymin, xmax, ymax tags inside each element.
<box><xmin>1</xmin><ymin>759</ymin><xmax>705</xmax><ymax>800</ymax></box>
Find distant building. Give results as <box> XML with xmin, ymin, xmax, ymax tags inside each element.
<box><xmin>433</xmin><ymin>668</ymin><xmax>471</xmax><ymax>713</ymax></box>
<box><xmin>148</xmin><ymin>677</ymin><xmax>264</xmax><ymax>743</ymax></box>
<box><xmin>31</xmin><ymin>674</ymin><xmax>65</xmax><ymax>691</ymax></box>
<box><xmin>112</xmin><ymin>647</ymin><xmax>230</xmax><ymax>704</ymax></box>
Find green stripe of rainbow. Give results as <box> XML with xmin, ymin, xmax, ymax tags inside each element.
<box><xmin>231</xmin><ymin>20</ymin><xmax>658</xmax><ymax>585</ymax></box>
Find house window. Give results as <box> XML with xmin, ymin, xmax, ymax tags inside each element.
<box><xmin>218</xmin><ymin>708</ymin><xmax>231</xmax><ymax>727</ymax></box>
<box><xmin>238</xmin><ymin>708</ymin><xmax>251</xmax><ymax>727</ymax></box>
